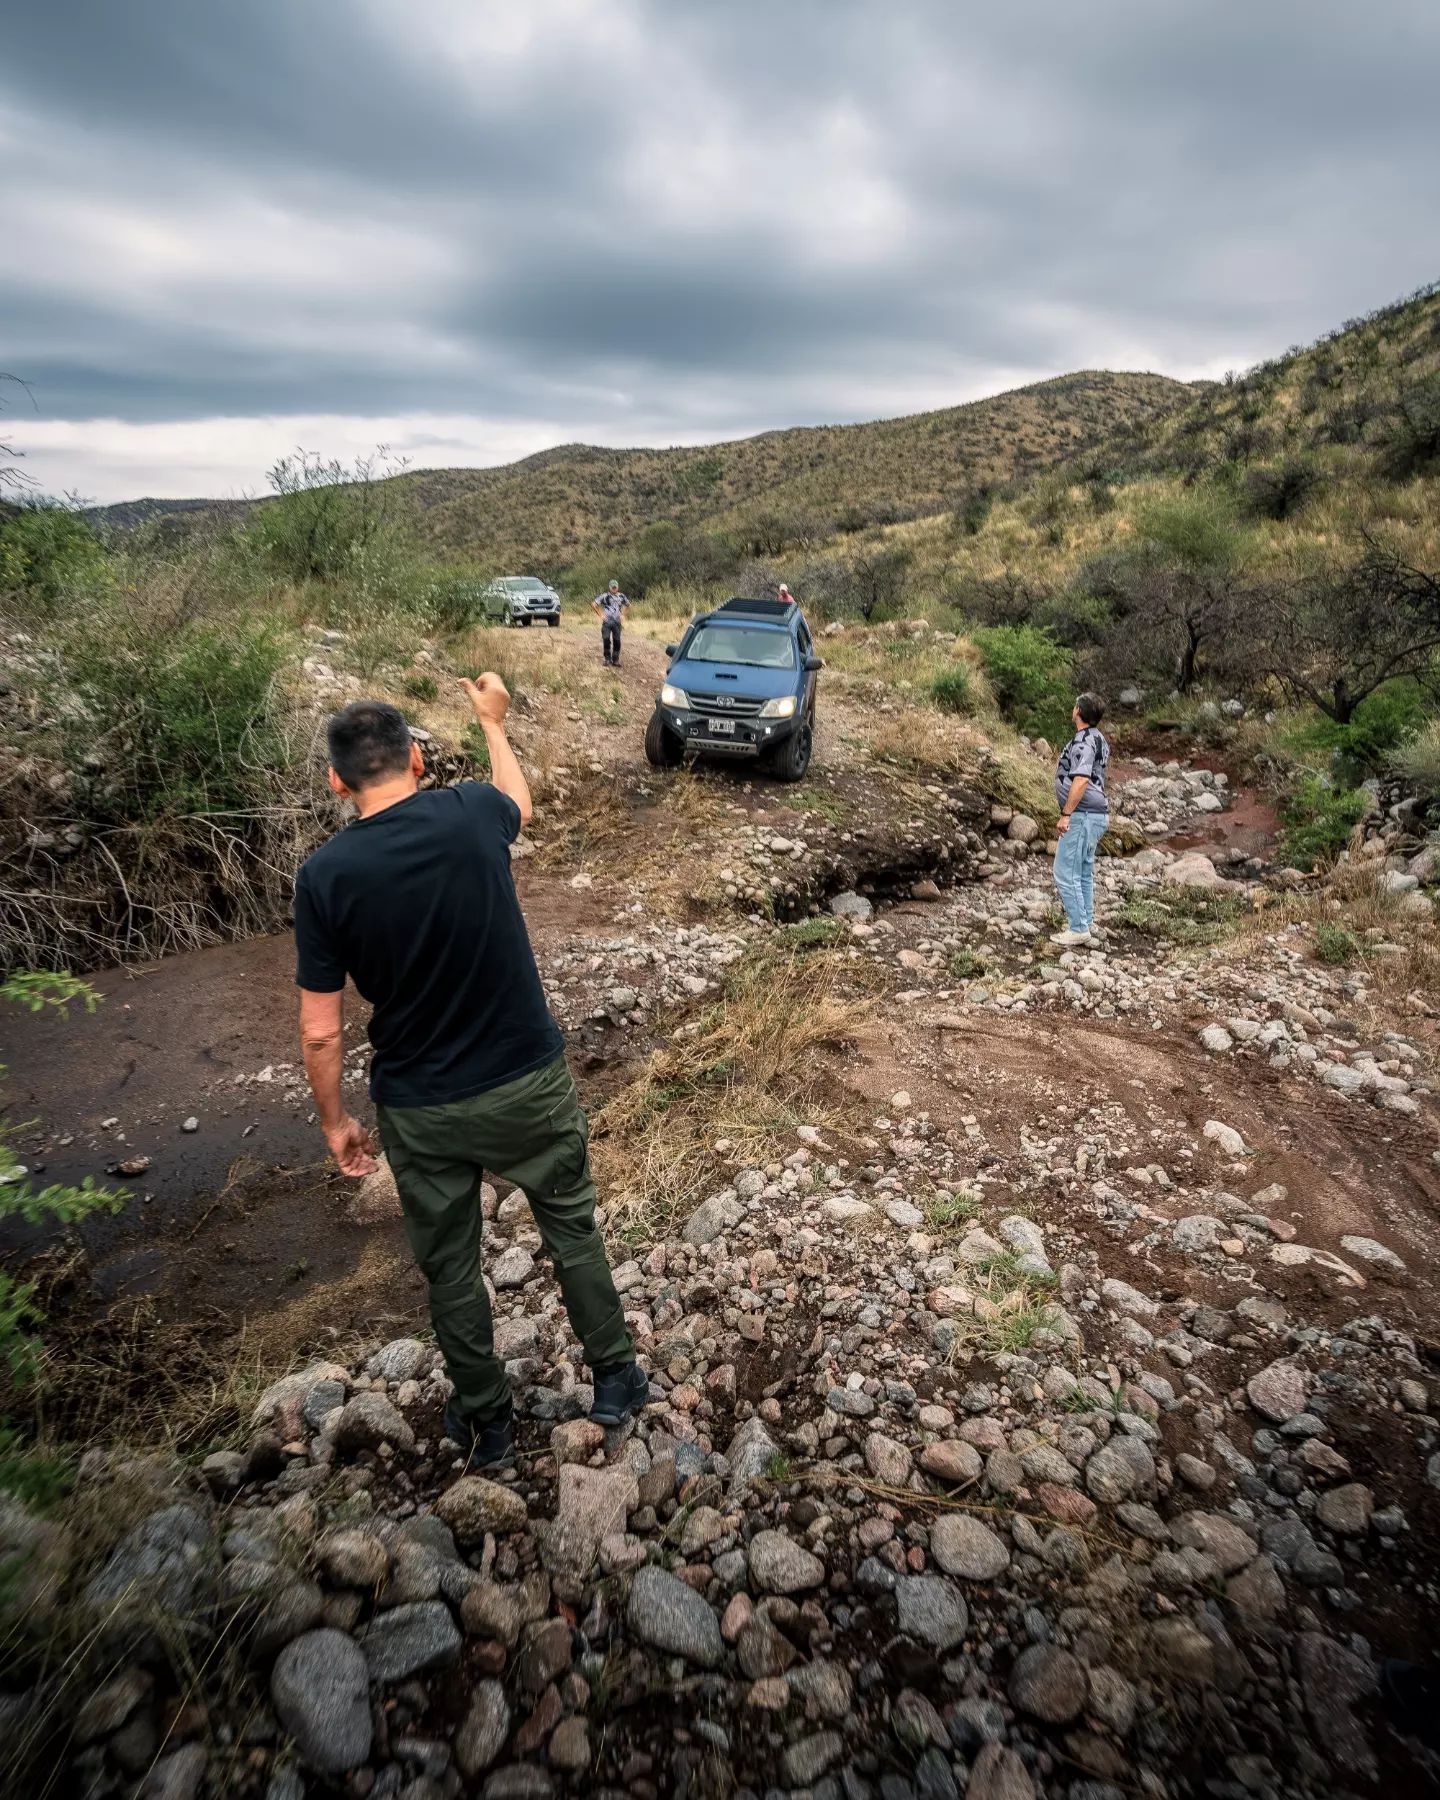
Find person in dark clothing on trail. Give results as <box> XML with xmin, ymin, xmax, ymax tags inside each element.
<box><xmin>293</xmin><ymin>679</ymin><xmax>648</xmax><ymax>1469</ymax></box>
<box><xmin>1050</xmin><ymin>690</ymin><xmax>1111</xmax><ymax>948</ymax></box>
<box><xmin>591</xmin><ymin>579</ymin><xmax>631</xmax><ymax>666</ymax></box>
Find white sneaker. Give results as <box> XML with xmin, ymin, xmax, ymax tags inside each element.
<box><xmin>1049</xmin><ymin>928</ymin><xmax>1094</xmax><ymax>948</ymax></box>
<box><xmin>1088</xmin><ymin>924</ymin><xmax>1107</xmax><ymax>941</ymax></box>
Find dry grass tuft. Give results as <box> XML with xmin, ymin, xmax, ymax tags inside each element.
<box><xmin>593</xmin><ymin>947</ymin><xmax>866</xmax><ymax>1239</ymax></box>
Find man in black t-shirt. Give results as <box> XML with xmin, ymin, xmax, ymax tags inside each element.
<box><xmin>294</xmin><ymin>677</ymin><xmax>648</xmax><ymax>1467</ymax></box>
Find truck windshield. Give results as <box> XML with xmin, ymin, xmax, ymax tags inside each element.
<box><xmin>684</xmin><ymin>623</ymin><xmax>795</xmax><ymax>669</ymax></box>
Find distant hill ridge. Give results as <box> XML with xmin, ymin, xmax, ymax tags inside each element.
<box><xmin>88</xmin><ymin>368</ymin><xmax>1199</xmax><ymax>569</ymax></box>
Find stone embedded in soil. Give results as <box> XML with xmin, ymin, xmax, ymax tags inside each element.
<box><xmin>929</xmin><ymin>1513</ymin><xmax>1010</xmax><ymax>1580</ymax></box>
<box><xmin>1084</xmin><ymin>1444</ymin><xmax>1138</xmax><ymax>1503</ymax></box>
<box><xmin>541</xmin><ymin>1463</ymin><xmax>639</xmax><ymax>1579</ymax></box>
<box><xmin>919</xmin><ymin>1440</ymin><xmax>983</xmax><ymax>1486</ymax></box>
<box><xmin>627</xmin><ymin>1564</ymin><xmax>722</xmax><ymax>1667</ymax></box>
<box><xmin>1338</xmin><ymin>1234</ymin><xmax>1406</xmax><ymax>1273</ymax></box>
<box><xmin>547</xmin><ymin>1716</ymin><xmax>590</xmax><ymax>1772</ymax></box>
<box><xmin>481</xmin><ymin>1768</ymin><xmax>555</xmax><ymax>1800</ymax></box>
<box><xmin>1172</xmin><ymin>1512</ymin><xmax>1256</xmax><ymax>1575</ymax></box>
<box><xmin>1315</xmin><ymin>1483</ymin><xmax>1374</xmax><ymax>1535</ymax></box>
<box><xmin>1008</xmin><ymin>1644</ymin><xmax>1087</xmax><ymax>1723</ymax></box>
<box><xmin>967</xmin><ymin>1742</ymin><xmax>1037</xmax><ymax>1800</ymax></box>
<box><xmin>895</xmin><ymin>1574</ymin><xmax>969</xmax><ymax>1651</ymax></box>
<box><xmin>84</xmin><ymin>1503</ymin><xmax>212</xmax><ymax>1620</ymax></box>
<box><xmin>748</xmin><ymin>1528</ymin><xmax>826</xmax><ymax>1593</ymax></box>
<box><xmin>434</xmin><ymin>1476</ymin><xmax>529</xmax><ymax>1544</ymax></box>
<box><xmin>1246</xmin><ymin>1359</ymin><xmax>1310</xmax><ymax>1423</ymax></box>
<box><xmin>1297</xmin><ymin>1631</ymin><xmax>1379</xmax><ymax>1779</ymax></box>
<box><xmin>461</xmin><ymin>1582</ymin><xmax>523</xmax><ymax>1646</ymax></box>
<box><xmin>863</xmin><ymin>1431</ymin><xmax>913</xmax><ymax>1486</ymax></box>
<box><xmin>1202</xmin><ymin>1117</ymin><xmax>1247</xmax><ymax>1156</ymax></box>
<box><xmin>371</xmin><ymin>1337</ymin><xmax>427</xmax><ymax>1381</ymax></box>
<box><xmin>453</xmin><ymin>1679</ymin><xmax>511</xmax><ymax>1778</ymax></box>
<box><xmin>315</xmin><ymin>1528</ymin><xmax>389</xmax><ymax>1589</ymax></box>
<box><xmin>269</xmin><ymin>1628</ymin><xmax>372</xmax><ymax>1773</ymax></box>
<box><xmin>781</xmin><ymin>1730</ymin><xmax>845</xmax><ymax>1787</ymax></box>
<box><xmin>359</xmin><ymin>1600</ymin><xmax>461</xmax><ymax>1680</ymax></box>
<box><xmin>492</xmin><ymin>1245</ymin><xmax>536</xmax><ymax>1288</ymax></box>
<box><xmin>681</xmin><ymin>1190</ymin><xmax>743</xmax><ymax>1245</ymax></box>
<box><xmin>1226</xmin><ymin>1553</ymin><xmax>1287</xmax><ymax>1619</ymax></box>
<box><xmin>333</xmin><ymin>1392</ymin><xmax>415</xmax><ymax>1454</ymax></box>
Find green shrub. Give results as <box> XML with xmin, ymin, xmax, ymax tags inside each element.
<box><xmin>929</xmin><ymin>665</ymin><xmax>974</xmax><ymax>714</ymax></box>
<box><xmin>246</xmin><ymin>448</ymin><xmax>409</xmax><ymax>585</ymax></box>
<box><xmin>1283</xmin><ymin>682</ymin><xmax>1431</xmax><ymax>782</ymax></box>
<box><xmin>415</xmin><ymin>572</ymin><xmax>494</xmax><ymax>632</ymax></box>
<box><xmin>1136</xmin><ymin>488</ymin><xmax>1243</xmax><ymax>572</ymax></box>
<box><xmin>781</xmin><ymin>917</ymin><xmax>847</xmax><ymax>949</ymax></box>
<box><xmin>60</xmin><ymin>613</ymin><xmax>290</xmax><ymax>820</ymax></box>
<box><xmin>403</xmin><ymin>671</ymin><xmax>440</xmax><ymax>702</ymax></box>
<box><xmin>1242</xmin><ymin>458</ymin><xmax>1320</xmax><ymax>521</ymax></box>
<box><xmin>1314</xmin><ymin>922</ymin><xmax>1359</xmax><ymax>965</ymax></box>
<box><xmin>947</xmin><ymin>947</ymin><xmax>991</xmax><ymax>979</ymax></box>
<box><xmin>1281</xmin><ymin>775</ymin><xmax>1369</xmax><ymax>870</ymax></box>
<box><xmin>0</xmin><ymin>501</ymin><xmax>110</xmax><ymax>606</ymax></box>
<box><xmin>1390</xmin><ymin>717</ymin><xmax>1440</xmax><ymax>799</ymax></box>
<box><xmin>1114</xmin><ymin>887</ymin><xmax>1245</xmax><ymax>944</ymax></box>
<box><xmin>972</xmin><ymin>624</ymin><xmax>1073</xmax><ymax>743</ymax></box>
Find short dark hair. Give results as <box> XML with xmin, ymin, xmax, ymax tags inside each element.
<box><xmin>1075</xmin><ymin>691</ymin><xmax>1105</xmax><ymax>726</ymax></box>
<box><xmin>327</xmin><ymin>700</ymin><xmax>414</xmax><ymax>790</ymax></box>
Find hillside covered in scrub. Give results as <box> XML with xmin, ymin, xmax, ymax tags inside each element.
<box><xmin>85</xmin><ymin>371</ymin><xmax>1197</xmax><ymax>573</ymax></box>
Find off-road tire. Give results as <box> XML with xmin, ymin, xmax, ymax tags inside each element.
<box><xmin>771</xmin><ymin>716</ymin><xmax>814</xmax><ymax>782</ymax></box>
<box><xmin>645</xmin><ymin>713</ymin><xmax>684</xmax><ymax>769</ymax></box>
<box><xmin>546</xmin><ymin>616</ymin><xmax>561</xmax><ymax>627</ymax></box>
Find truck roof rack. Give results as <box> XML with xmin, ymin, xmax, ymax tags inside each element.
<box><xmin>715</xmin><ymin>595</ymin><xmax>796</xmax><ymax>620</ymax></box>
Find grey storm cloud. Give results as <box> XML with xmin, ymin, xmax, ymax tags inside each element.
<box><xmin>3</xmin><ymin>0</ymin><xmax>1439</xmax><ymax>495</ymax></box>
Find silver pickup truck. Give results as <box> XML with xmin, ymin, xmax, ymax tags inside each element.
<box><xmin>482</xmin><ymin>576</ymin><xmax>562</xmax><ymax>627</ymax></box>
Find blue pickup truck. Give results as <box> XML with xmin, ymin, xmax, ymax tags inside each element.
<box><xmin>644</xmin><ymin>595</ymin><xmax>822</xmax><ymax>782</ymax></box>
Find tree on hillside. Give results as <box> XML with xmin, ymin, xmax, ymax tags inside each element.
<box><xmin>1119</xmin><ymin>491</ymin><xmax>1247</xmax><ymax>691</ymax></box>
<box><xmin>1246</xmin><ymin>541</ymin><xmax>1440</xmax><ymax>724</ymax></box>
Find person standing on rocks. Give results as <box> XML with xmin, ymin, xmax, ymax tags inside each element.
<box><xmin>1050</xmin><ymin>690</ymin><xmax>1110</xmax><ymax>948</ymax></box>
<box><xmin>591</xmin><ymin>579</ymin><xmax>630</xmax><ymax>666</ymax></box>
<box><xmin>292</xmin><ymin>681</ymin><xmax>649</xmax><ymax>1469</ymax></box>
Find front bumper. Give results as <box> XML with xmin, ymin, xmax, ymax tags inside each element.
<box><xmin>657</xmin><ymin>704</ymin><xmax>797</xmax><ymax>757</ymax></box>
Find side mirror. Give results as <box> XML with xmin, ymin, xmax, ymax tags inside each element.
<box><xmin>804</xmin><ymin>655</ymin><xmax>824</xmax><ymax>672</ymax></box>
<box><xmin>665</xmin><ymin>644</ymin><xmax>679</xmax><ymax>658</ymax></box>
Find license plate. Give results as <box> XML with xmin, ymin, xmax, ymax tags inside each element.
<box><xmin>708</xmin><ymin>717</ymin><xmax>736</xmax><ymax>735</ymax></box>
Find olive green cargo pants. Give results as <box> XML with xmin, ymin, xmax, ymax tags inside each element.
<box><xmin>375</xmin><ymin>1054</ymin><xmax>632</xmax><ymax>1422</ymax></box>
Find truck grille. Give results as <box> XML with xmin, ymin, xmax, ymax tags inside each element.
<box><xmin>690</xmin><ymin>690</ymin><xmax>764</xmax><ymax>718</ymax></box>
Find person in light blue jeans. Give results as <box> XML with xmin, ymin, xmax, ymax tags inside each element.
<box><xmin>1051</xmin><ymin>692</ymin><xmax>1110</xmax><ymax>947</ymax></box>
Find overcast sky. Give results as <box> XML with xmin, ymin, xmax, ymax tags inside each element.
<box><xmin>4</xmin><ymin>0</ymin><xmax>1438</xmax><ymax>503</ymax></box>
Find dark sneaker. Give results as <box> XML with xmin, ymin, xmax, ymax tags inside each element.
<box><xmin>591</xmin><ymin>1360</ymin><xmax>649</xmax><ymax>1427</ymax></box>
<box><xmin>443</xmin><ymin>1398</ymin><xmax>515</xmax><ymax>1470</ymax></box>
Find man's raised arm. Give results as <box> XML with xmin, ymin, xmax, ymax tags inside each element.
<box><xmin>460</xmin><ymin>670</ymin><xmax>533</xmax><ymax>827</ymax></box>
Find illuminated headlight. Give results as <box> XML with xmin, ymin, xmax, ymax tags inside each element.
<box><xmin>759</xmin><ymin>694</ymin><xmax>797</xmax><ymax>719</ymax></box>
<box><xmin>661</xmin><ymin>683</ymin><xmax>689</xmax><ymax>708</ymax></box>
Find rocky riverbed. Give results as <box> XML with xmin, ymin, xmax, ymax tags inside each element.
<box><xmin>4</xmin><ymin>744</ymin><xmax>1438</xmax><ymax>1800</ymax></box>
